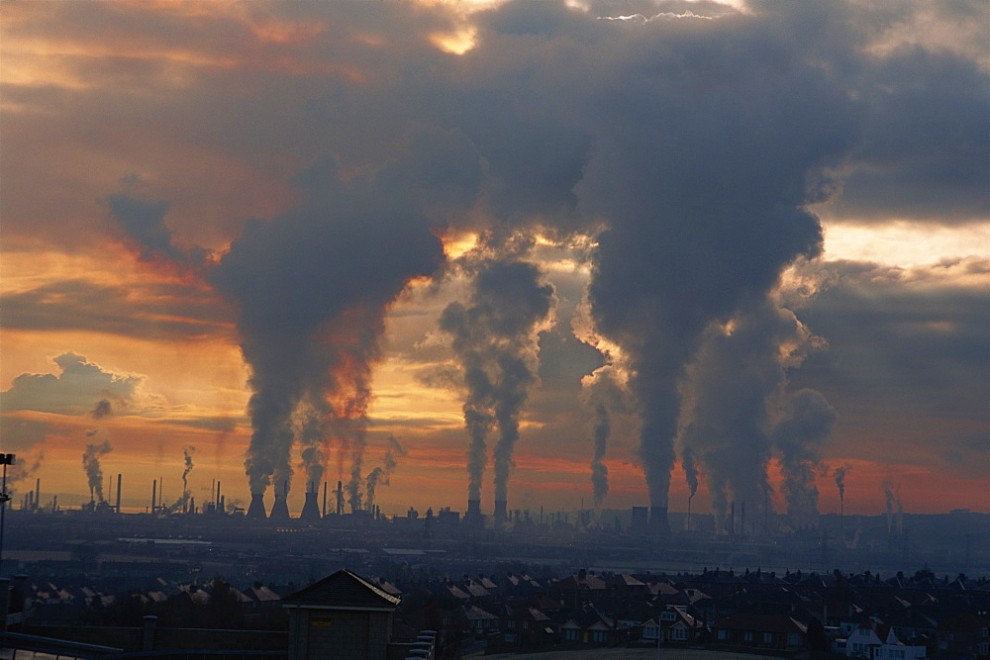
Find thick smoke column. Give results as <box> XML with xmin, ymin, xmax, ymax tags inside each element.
<box><xmin>441</xmin><ymin>258</ymin><xmax>554</xmax><ymax>518</ymax></box>
<box><xmin>682</xmin><ymin>446</ymin><xmax>699</xmax><ymax>504</ymax></box>
<box><xmin>590</xmin><ymin>402</ymin><xmax>609</xmax><ymax>508</ymax></box>
<box><xmin>91</xmin><ymin>399</ymin><xmax>112</xmax><ymax>420</ymax></box>
<box><xmin>364</xmin><ymin>437</ymin><xmax>405</xmax><ymax>512</ymax></box>
<box><xmin>82</xmin><ymin>440</ymin><xmax>112</xmax><ymax>503</ymax></box>
<box><xmin>678</xmin><ymin>297</ymin><xmax>832</xmax><ymax>533</ymax></box>
<box><xmin>211</xmin><ymin>135</ymin><xmax>479</xmax><ymax>504</ymax></box>
<box><xmin>579</xmin><ymin>6</ymin><xmax>853</xmax><ymax>527</ymax></box>
<box><xmin>181</xmin><ymin>445</ymin><xmax>195</xmax><ymax>507</ymax></box>
<box><xmin>772</xmin><ymin>389</ymin><xmax>835</xmax><ymax>527</ymax></box>
<box><xmin>834</xmin><ymin>464</ymin><xmax>851</xmax><ymax>511</ymax></box>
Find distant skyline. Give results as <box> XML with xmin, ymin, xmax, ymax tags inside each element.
<box><xmin>1</xmin><ymin>0</ymin><xmax>987</xmax><ymax>520</ymax></box>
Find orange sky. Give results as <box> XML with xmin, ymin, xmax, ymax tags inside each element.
<box><xmin>1</xmin><ymin>0</ymin><xmax>987</xmax><ymax>520</ymax></box>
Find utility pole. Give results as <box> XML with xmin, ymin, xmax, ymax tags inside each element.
<box><xmin>0</xmin><ymin>453</ymin><xmax>14</xmax><ymax>575</ymax></box>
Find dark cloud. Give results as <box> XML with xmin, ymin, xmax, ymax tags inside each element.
<box><xmin>1</xmin><ymin>278</ymin><xmax>232</xmax><ymax>341</ymax></box>
<box><xmin>1</xmin><ymin>353</ymin><xmax>141</xmax><ymax>416</ymax></box>
<box><xmin>210</xmin><ymin>131</ymin><xmax>481</xmax><ymax>499</ymax></box>
<box><xmin>440</xmin><ymin>258</ymin><xmax>554</xmax><ymax>515</ymax></box>
<box><xmin>790</xmin><ymin>260</ymin><xmax>990</xmax><ymax>476</ymax></box>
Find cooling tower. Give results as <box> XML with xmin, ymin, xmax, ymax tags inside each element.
<box><xmin>493</xmin><ymin>499</ymin><xmax>508</xmax><ymax>525</ymax></box>
<box><xmin>649</xmin><ymin>506</ymin><xmax>670</xmax><ymax>536</ymax></box>
<box><xmin>246</xmin><ymin>492</ymin><xmax>267</xmax><ymax>520</ymax></box>
<box><xmin>299</xmin><ymin>489</ymin><xmax>322</xmax><ymax>522</ymax></box>
<box><xmin>269</xmin><ymin>496</ymin><xmax>290</xmax><ymax>521</ymax></box>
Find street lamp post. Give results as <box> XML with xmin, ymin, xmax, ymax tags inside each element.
<box><xmin>0</xmin><ymin>453</ymin><xmax>15</xmax><ymax>576</ymax></box>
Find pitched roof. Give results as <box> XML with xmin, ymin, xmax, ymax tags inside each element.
<box><xmin>282</xmin><ymin>569</ymin><xmax>400</xmax><ymax>610</ymax></box>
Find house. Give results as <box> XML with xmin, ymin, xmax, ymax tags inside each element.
<box><xmin>877</xmin><ymin>627</ymin><xmax>928</xmax><ymax>660</ymax></box>
<box><xmin>935</xmin><ymin>612</ymin><xmax>990</xmax><ymax>659</ymax></box>
<box><xmin>462</xmin><ymin>604</ymin><xmax>499</xmax><ymax>637</ymax></box>
<box><xmin>642</xmin><ymin>606</ymin><xmax>706</xmax><ymax>646</ymax></box>
<box><xmin>282</xmin><ymin>569</ymin><xmax>400</xmax><ymax>660</ymax></box>
<box><xmin>712</xmin><ymin>613</ymin><xmax>808</xmax><ymax>651</ymax></box>
<box><xmin>560</xmin><ymin>603</ymin><xmax>629</xmax><ymax>647</ymax></box>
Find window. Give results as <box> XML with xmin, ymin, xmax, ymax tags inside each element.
<box><xmin>717</xmin><ymin>630</ymin><xmax>728</xmax><ymax>641</ymax></box>
<box><xmin>673</xmin><ymin>627</ymin><xmax>687</xmax><ymax>640</ymax></box>
<box><xmin>744</xmin><ymin>631</ymin><xmax>754</xmax><ymax>642</ymax></box>
<box><xmin>592</xmin><ymin>630</ymin><xmax>609</xmax><ymax>643</ymax></box>
<box><xmin>564</xmin><ymin>628</ymin><xmax>580</xmax><ymax>642</ymax></box>
<box><xmin>763</xmin><ymin>632</ymin><xmax>773</xmax><ymax>644</ymax></box>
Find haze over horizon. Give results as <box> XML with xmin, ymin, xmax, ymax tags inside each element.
<box><xmin>1</xmin><ymin>0</ymin><xmax>987</xmax><ymax>522</ymax></box>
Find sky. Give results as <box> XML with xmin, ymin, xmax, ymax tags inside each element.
<box><xmin>1</xmin><ymin>0</ymin><xmax>987</xmax><ymax>524</ymax></box>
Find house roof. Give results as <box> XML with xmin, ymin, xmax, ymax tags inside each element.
<box><xmin>715</xmin><ymin>613</ymin><xmax>808</xmax><ymax>635</ymax></box>
<box><xmin>282</xmin><ymin>569</ymin><xmax>400</xmax><ymax>610</ymax></box>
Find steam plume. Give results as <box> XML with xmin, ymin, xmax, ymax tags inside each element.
<box><xmin>590</xmin><ymin>402</ymin><xmax>609</xmax><ymax>508</ymax></box>
<box><xmin>90</xmin><ymin>399</ymin><xmax>112</xmax><ymax>420</ymax></box>
<box><xmin>441</xmin><ymin>258</ymin><xmax>554</xmax><ymax>513</ymax></box>
<box><xmin>678</xmin><ymin>297</ymin><xmax>831</xmax><ymax>533</ymax></box>
<box><xmin>181</xmin><ymin>445</ymin><xmax>195</xmax><ymax>507</ymax></box>
<box><xmin>364</xmin><ymin>438</ymin><xmax>405</xmax><ymax>511</ymax></box>
<box><xmin>682</xmin><ymin>446</ymin><xmax>699</xmax><ymax>503</ymax></box>
<box><xmin>580</xmin><ymin>9</ymin><xmax>852</xmax><ymax>517</ymax></box>
<box><xmin>834</xmin><ymin>464</ymin><xmax>851</xmax><ymax>509</ymax></box>
<box><xmin>82</xmin><ymin>440</ymin><xmax>112</xmax><ymax>503</ymax></box>
<box><xmin>211</xmin><ymin>135</ymin><xmax>477</xmax><ymax>503</ymax></box>
<box><xmin>772</xmin><ymin>389</ymin><xmax>835</xmax><ymax>527</ymax></box>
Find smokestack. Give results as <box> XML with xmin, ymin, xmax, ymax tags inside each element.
<box><xmin>335</xmin><ymin>481</ymin><xmax>344</xmax><ymax>515</ymax></box>
<box><xmin>116</xmin><ymin>473</ymin><xmax>122</xmax><ymax>514</ymax></box>
<box><xmin>322</xmin><ymin>481</ymin><xmax>328</xmax><ymax>517</ymax></box>
<box><xmin>649</xmin><ymin>506</ymin><xmax>670</xmax><ymax>536</ymax></box>
<box><xmin>493</xmin><ymin>499</ymin><xmax>508</xmax><ymax>525</ymax></box>
<box><xmin>246</xmin><ymin>492</ymin><xmax>267</xmax><ymax>520</ymax></box>
<box><xmin>269</xmin><ymin>480</ymin><xmax>290</xmax><ymax>521</ymax></box>
<box><xmin>216</xmin><ymin>480</ymin><xmax>221</xmax><ymax>510</ymax></box>
<box><xmin>151</xmin><ymin>480</ymin><xmax>157</xmax><ymax>513</ymax></box>
<box><xmin>35</xmin><ymin>478</ymin><xmax>41</xmax><ymax>513</ymax></box>
<box><xmin>300</xmin><ymin>483</ymin><xmax>322</xmax><ymax>522</ymax></box>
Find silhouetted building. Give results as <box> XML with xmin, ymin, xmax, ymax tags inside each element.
<box><xmin>283</xmin><ymin>569</ymin><xmax>400</xmax><ymax>660</ymax></box>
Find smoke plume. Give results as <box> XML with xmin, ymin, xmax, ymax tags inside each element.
<box><xmin>211</xmin><ymin>134</ymin><xmax>479</xmax><ymax>502</ymax></box>
<box><xmin>590</xmin><ymin>402</ymin><xmax>609</xmax><ymax>509</ymax></box>
<box><xmin>771</xmin><ymin>389</ymin><xmax>835</xmax><ymax>527</ymax></box>
<box><xmin>90</xmin><ymin>399</ymin><xmax>112</xmax><ymax>420</ymax></box>
<box><xmin>678</xmin><ymin>297</ymin><xmax>832</xmax><ymax>533</ymax></box>
<box><xmin>578</xmin><ymin>4</ymin><xmax>853</xmax><ymax>516</ymax></box>
<box><xmin>441</xmin><ymin>258</ymin><xmax>554</xmax><ymax>512</ymax></box>
<box><xmin>82</xmin><ymin>440</ymin><xmax>112</xmax><ymax>503</ymax></box>
<box><xmin>364</xmin><ymin>437</ymin><xmax>405</xmax><ymax>512</ymax></box>
<box><xmin>834</xmin><ymin>464</ymin><xmax>851</xmax><ymax>508</ymax></box>
<box><xmin>181</xmin><ymin>445</ymin><xmax>195</xmax><ymax>505</ymax></box>
<box><xmin>682</xmin><ymin>446</ymin><xmax>699</xmax><ymax>503</ymax></box>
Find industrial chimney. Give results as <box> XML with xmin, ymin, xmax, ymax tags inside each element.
<box><xmin>116</xmin><ymin>473</ymin><xmax>122</xmax><ymax>514</ymax></box>
<box><xmin>335</xmin><ymin>481</ymin><xmax>344</xmax><ymax>515</ymax></box>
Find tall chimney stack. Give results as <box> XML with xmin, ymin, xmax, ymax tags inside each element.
<box><xmin>335</xmin><ymin>481</ymin><xmax>344</xmax><ymax>515</ymax></box>
<box><xmin>35</xmin><ymin>478</ymin><xmax>41</xmax><ymax>513</ymax></box>
<box><xmin>151</xmin><ymin>480</ymin><xmax>157</xmax><ymax>513</ymax></box>
<box><xmin>116</xmin><ymin>473</ymin><xmax>122</xmax><ymax>514</ymax></box>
